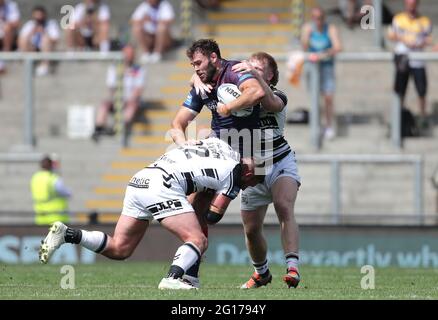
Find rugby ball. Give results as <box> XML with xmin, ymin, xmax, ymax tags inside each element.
<box><xmin>216</xmin><ymin>83</ymin><xmax>253</xmax><ymax>117</ymax></box>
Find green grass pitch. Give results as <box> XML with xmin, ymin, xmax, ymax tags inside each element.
<box><xmin>1</xmin><ymin>262</ymin><xmax>438</xmax><ymax>299</ymax></box>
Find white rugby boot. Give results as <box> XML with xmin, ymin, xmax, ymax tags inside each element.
<box><xmin>182</xmin><ymin>275</ymin><xmax>201</xmax><ymax>289</ymax></box>
<box><xmin>158</xmin><ymin>277</ymin><xmax>198</xmax><ymax>290</ymax></box>
<box><xmin>39</xmin><ymin>221</ymin><xmax>67</xmax><ymax>264</ymax></box>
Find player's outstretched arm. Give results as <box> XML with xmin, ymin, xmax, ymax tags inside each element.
<box><xmin>170</xmin><ymin>107</ymin><xmax>198</xmax><ymax>145</ymax></box>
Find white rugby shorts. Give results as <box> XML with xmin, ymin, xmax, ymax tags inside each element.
<box><xmin>121</xmin><ymin>167</ymin><xmax>194</xmax><ymax>221</ymax></box>
<box><xmin>240</xmin><ymin>151</ymin><xmax>301</xmax><ymax>211</ymax></box>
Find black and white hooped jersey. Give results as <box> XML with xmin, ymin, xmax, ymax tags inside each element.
<box><xmin>259</xmin><ymin>86</ymin><xmax>292</xmax><ymax>163</ymax></box>
<box><xmin>149</xmin><ymin>138</ymin><xmax>242</xmax><ymax>199</ymax></box>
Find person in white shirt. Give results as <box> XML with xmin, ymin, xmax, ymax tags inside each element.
<box><xmin>0</xmin><ymin>0</ymin><xmax>20</xmax><ymax>72</ymax></box>
<box><xmin>18</xmin><ymin>6</ymin><xmax>60</xmax><ymax>76</ymax></box>
<box><xmin>92</xmin><ymin>44</ymin><xmax>146</xmax><ymax>141</ymax></box>
<box><xmin>66</xmin><ymin>0</ymin><xmax>110</xmax><ymax>52</ymax></box>
<box><xmin>131</xmin><ymin>0</ymin><xmax>175</xmax><ymax>63</ymax></box>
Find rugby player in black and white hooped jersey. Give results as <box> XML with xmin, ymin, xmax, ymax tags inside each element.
<box><xmin>170</xmin><ymin>39</ymin><xmax>266</xmax><ymax>287</ymax></box>
<box><xmin>233</xmin><ymin>53</ymin><xmax>301</xmax><ymax>289</ymax></box>
<box><xmin>193</xmin><ymin>52</ymin><xmax>302</xmax><ymax>289</ymax></box>
<box><xmin>38</xmin><ymin>137</ymin><xmax>264</xmax><ymax>290</ymax></box>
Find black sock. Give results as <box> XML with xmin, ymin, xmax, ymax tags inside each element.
<box><xmin>260</xmin><ymin>269</ymin><xmax>271</xmax><ymax>278</ymax></box>
<box><xmin>94</xmin><ymin>126</ymin><xmax>104</xmax><ymax>133</ymax></box>
<box><xmin>64</xmin><ymin>228</ymin><xmax>82</xmax><ymax>244</ymax></box>
<box><xmin>166</xmin><ymin>265</ymin><xmax>185</xmax><ymax>279</ymax></box>
<box><xmin>185</xmin><ymin>257</ymin><xmax>201</xmax><ymax>278</ymax></box>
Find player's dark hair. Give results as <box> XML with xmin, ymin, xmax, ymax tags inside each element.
<box><xmin>251</xmin><ymin>52</ymin><xmax>279</xmax><ymax>86</ymax></box>
<box><xmin>186</xmin><ymin>39</ymin><xmax>222</xmax><ymax>60</ymax></box>
<box><xmin>40</xmin><ymin>155</ymin><xmax>53</xmax><ymax>171</ymax></box>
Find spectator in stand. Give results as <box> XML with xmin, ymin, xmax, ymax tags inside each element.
<box><xmin>301</xmin><ymin>6</ymin><xmax>342</xmax><ymax>140</ymax></box>
<box><xmin>30</xmin><ymin>155</ymin><xmax>72</xmax><ymax>226</ymax></box>
<box><xmin>388</xmin><ymin>0</ymin><xmax>432</xmax><ymax>129</ymax></box>
<box><xmin>0</xmin><ymin>0</ymin><xmax>20</xmax><ymax>73</ymax></box>
<box><xmin>131</xmin><ymin>0</ymin><xmax>175</xmax><ymax>64</ymax></box>
<box><xmin>66</xmin><ymin>0</ymin><xmax>110</xmax><ymax>52</ymax></box>
<box><xmin>92</xmin><ymin>44</ymin><xmax>146</xmax><ymax>142</ymax></box>
<box><xmin>18</xmin><ymin>6</ymin><xmax>60</xmax><ymax>77</ymax></box>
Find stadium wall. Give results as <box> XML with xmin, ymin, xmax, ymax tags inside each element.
<box><xmin>2</xmin><ymin>225</ymin><xmax>438</xmax><ymax>268</ymax></box>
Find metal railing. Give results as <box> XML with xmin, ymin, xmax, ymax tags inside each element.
<box><xmin>0</xmin><ymin>153</ymin><xmax>425</xmax><ymax>225</ymax></box>
<box><xmin>232</xmin><ymin>51</ymin><xmax>438</xmax><ymax>150</ymax></box>
<box><xmin>0</xmin><ymin>51</ymin><xmax>123</xmax><ymax>149</ymax></box>
<box><xmin>180</xmin><ymin>0</ymin><xmax>193</xmax><ymax>44</ymax></box>
<box><xmin>308</xmin><ymin>52</ymin><xmax>438</xmax><ymax>150</ymax></box>
<box><xmin>0</xmin><ymin>152</ymin><xmax>43</xmax><ymax>163</ymax></box>
<box><xmin>297</xmin><ymin>153</ymin><xmax>424</xmax><ymax>224</ymax></box>
<box><xmin>291</xmin><ymin>0</ymin><xmax>305</xmax><ymax>40</ymax></box>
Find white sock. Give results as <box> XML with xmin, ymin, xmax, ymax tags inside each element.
<box><xmin>80</xmin><ymin>230</ymin><xmax>107</xmax><ymax>253</ymax></box>
<box><xmin>285</xmin><ymin>252</ymin><xmax>299</xmax><ymax>270</ymax></box>
<box><xmin>172</xmin><ymin>242</ymin><xmax>201</xmax><ymax>272</ymax></box>
<box><xmin>99</xmin><ymin>40</ymin><xmax>110</xmax><ymax>52</ymax></box>
<box><xmin>253</xmin><ymin>259</ymin><xmax>269</xmax><ymax>275</ymax></box>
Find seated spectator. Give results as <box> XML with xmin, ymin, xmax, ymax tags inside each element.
<box><xmin>66</xmin><ymin>0</ymin><xmax>110</xmax><ymax>52</ymax></box>
<box><xmin>92</xmin><ymin>44</ymin><xmax>146</xmax><ymax>142</ymax></box>
<box><xmin>301</xmin><ymin>6</ymin><xmax>342</xmax><ymax>140</ymax></box>
<box><xmin>18</xmin><ymin>6</ymin><xmax>60</xmax><ymax>77</ymax></box>
<box><xmin>131</xmin><ymin>0</ymin><xmax>175</xmax><ymax>64</ymax></box>
<box><xmin>0</xmin><ymin>0</ymin><xmax>20</xmax><ymax>72</ymax></box>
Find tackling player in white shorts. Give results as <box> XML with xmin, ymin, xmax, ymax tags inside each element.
<box><xmin>232</xmin><ymin>53</ymin><xmax>302</xmax><ymax>289</ymax></box>
<box><xmin>39</xmin><ymin>137</ymin><xmax>263</xmax><ymax>290</ymax></box>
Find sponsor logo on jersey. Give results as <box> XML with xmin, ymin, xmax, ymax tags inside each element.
<box><xmin>260</xmin><ymin>116</ymin><xmax>279</xmax><ymax>129</ymax></box>
<box><xmin>146</xmin><ymin>199</ymin><xmax>183</xmax><ymax>215</ymax></box>
<box><xmin>128</xmin><ymin>177</ymin><xmax>150</xmax><ymax>188</ymax></box>
<box><xmin>206</xmin><ymin>100</ymin><xmax>218</xmax><ymax>111</ymax></box>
